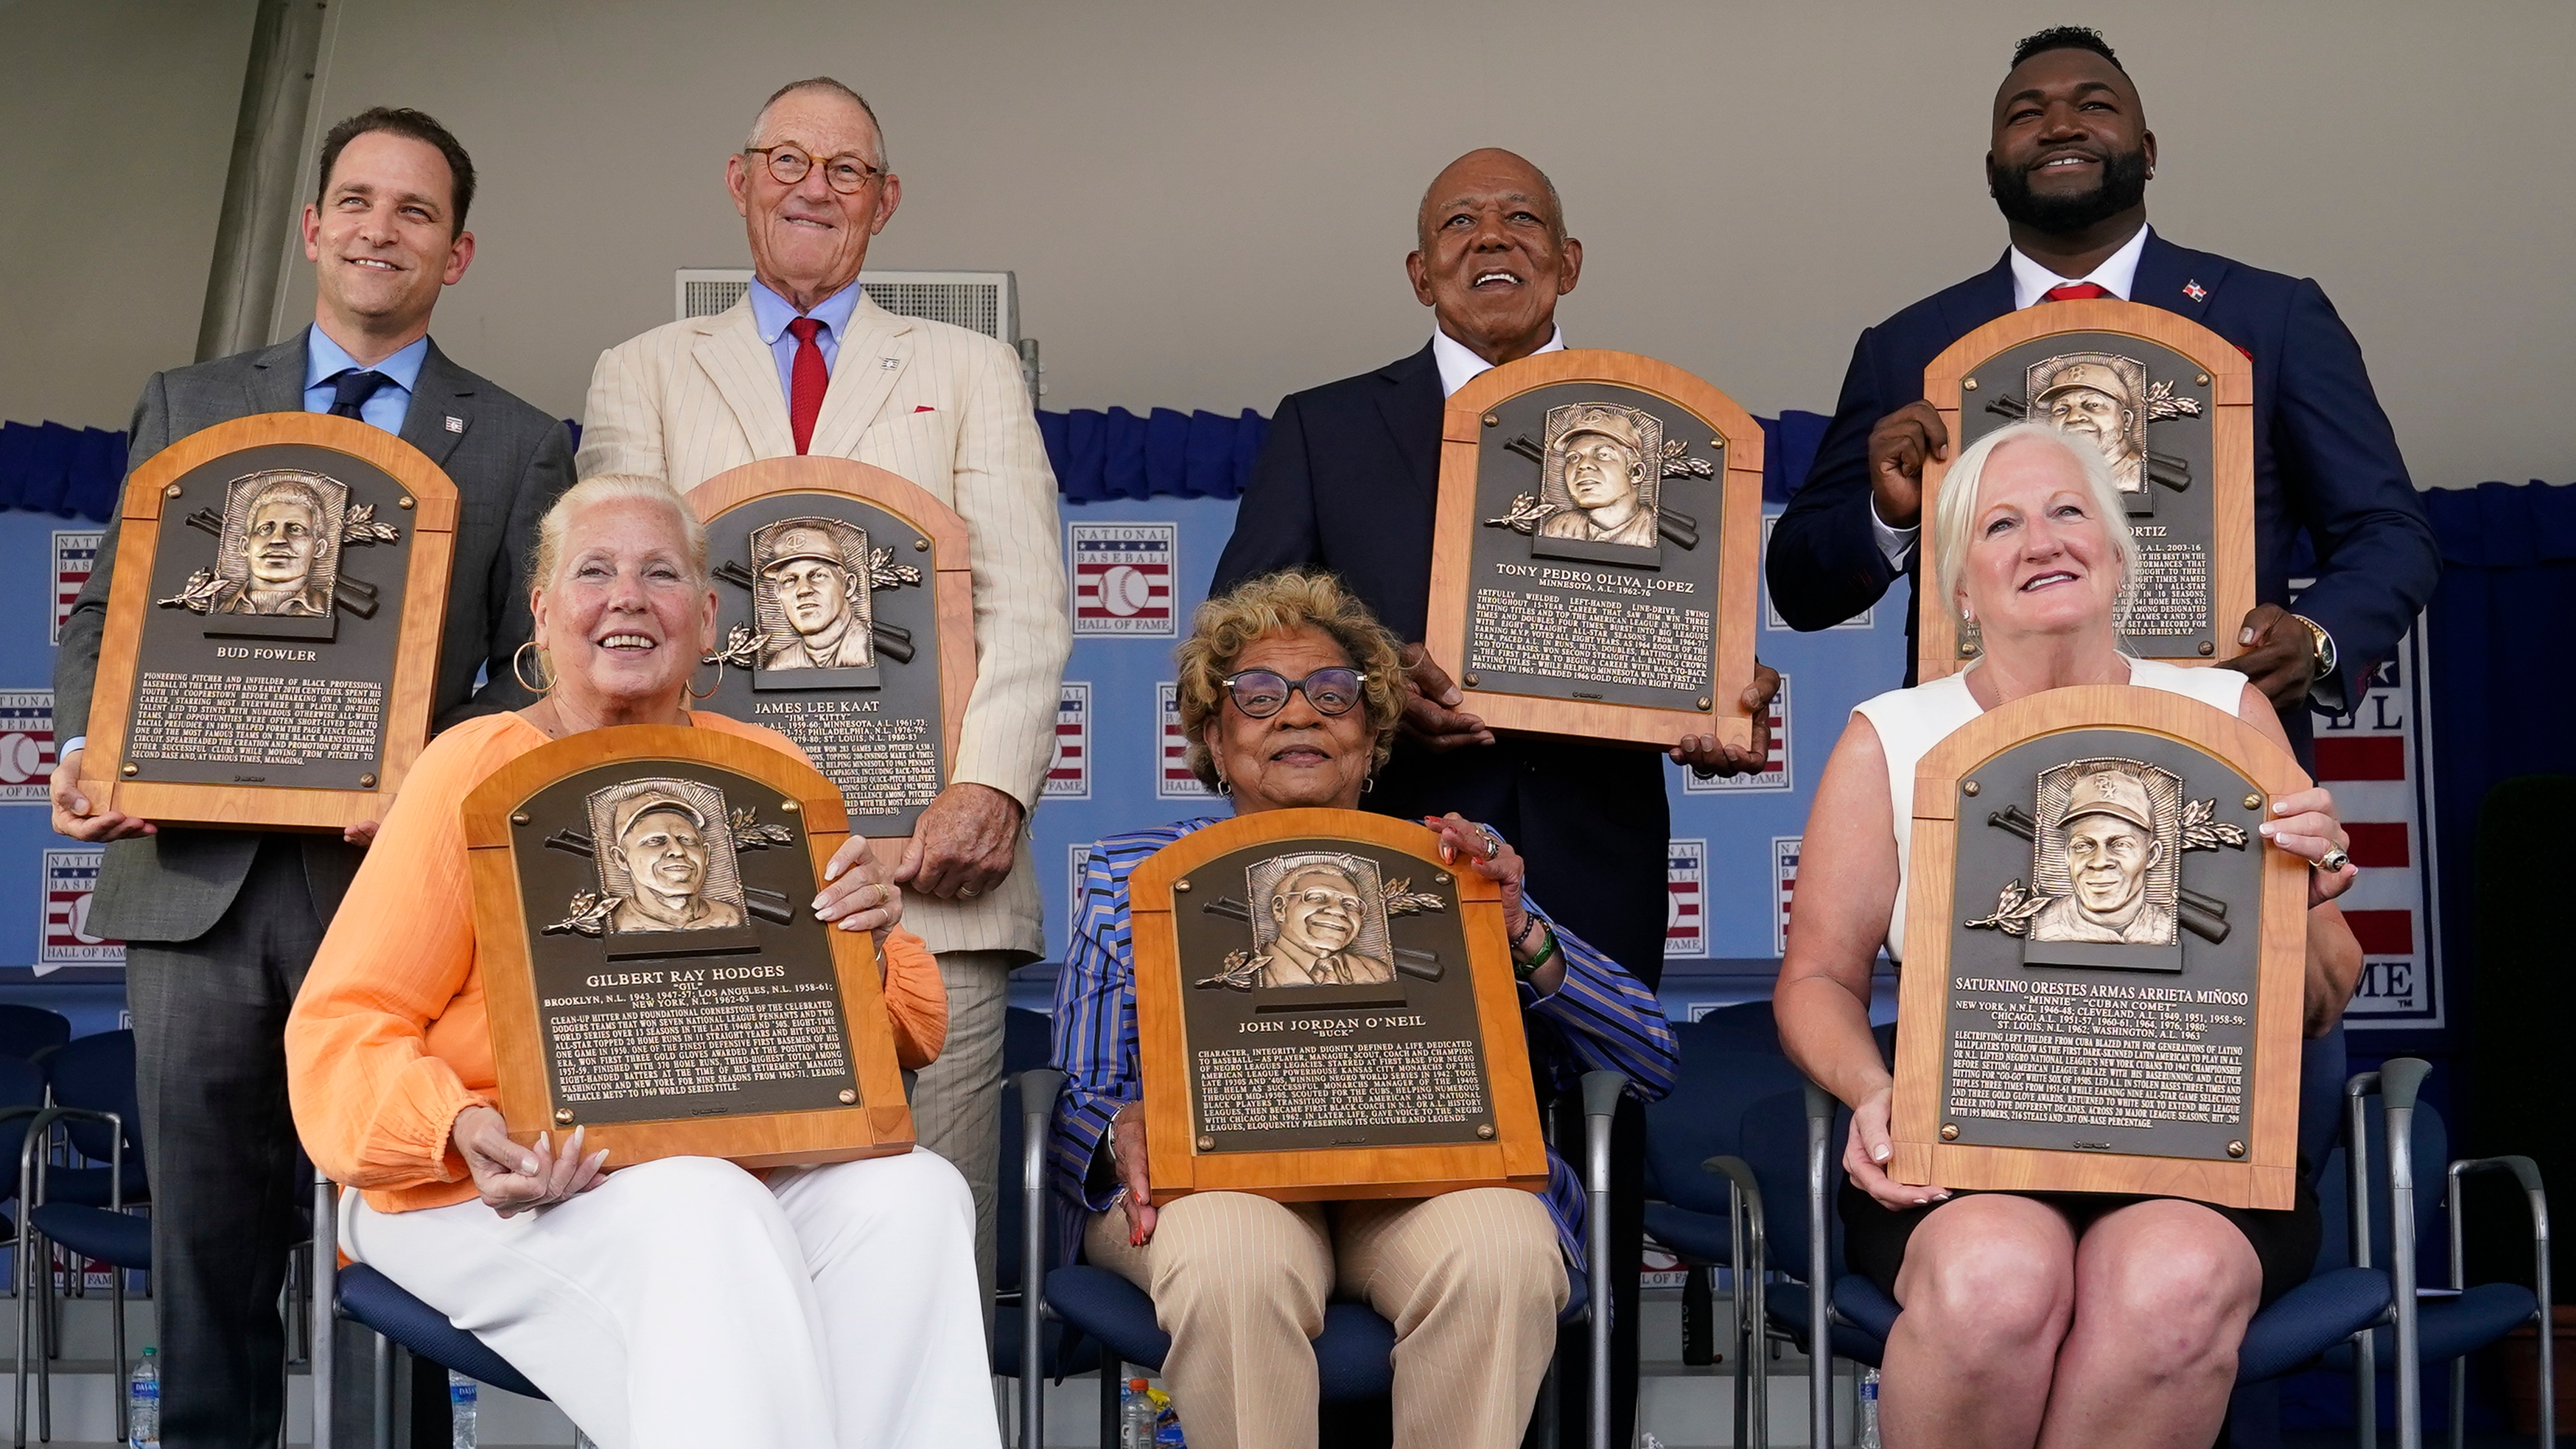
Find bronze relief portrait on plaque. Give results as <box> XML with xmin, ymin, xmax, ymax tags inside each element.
<box><xmin>581</xmin><ymin>777</ymin><xmax>749</xmax><ymax>934</ymax></box>
<box><xmin>154</xmin><ymin>467</ymin><xmax>404</xmax><ymax>635</ymax></box>
<box><xmin>753</xmin><ymin>518</ymin><xmax>877</xmax><ymax>671</ymax></box>
<box><xmin>1964</xmin><ymin>754</ymin><xmax>2250</xmax><ymax>967</ymax></box>
<box><xmin>1194</xmin><ymin>850</ymin><xmax>1451</xmax><ymax>992</ymax></box>
<box><xmin>2022</xmin><ymin>351</ymin><xmax>2202</xmax><ymax>510</ymax></box>
<box><xmin>1536</xmin><ymin>403</ymin><xmax>1663</xmax><ymax>551</ymax></box>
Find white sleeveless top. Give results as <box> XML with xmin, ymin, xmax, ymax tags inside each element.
<box><xmin>1853</xmin><ymin>659</ymin><xmax>2249</xmax><ymax>962</ymax></box>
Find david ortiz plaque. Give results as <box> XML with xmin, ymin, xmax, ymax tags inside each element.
<box><xmin>465</xmin><ymin>723</ymin><xmax>914</xmax><ymax>1168</ymax></box>
<box><xmin>685</xmin><ymin>458</ymin><xmax>973</xmax><ymax>870</ymax></box>
<box><xmin>1427</xmin><ymin>351</ymin><xmax>1763</xmax><ymax>750</ymax></box>
<box><xmin>1129</xmin><ymin>809</ymin><xmax>1548</xmax><ymax>1204</ymax></box>
<box><xmin>1891</xmin><ymin>685</ymin><xmax>2309</xmax><ymax>1210</ymax></box>
<box><xmin>74</xmin><ymin>414</ymin><xmax>457</xmax><ymax>831</ymax></box>
<box><xmin>1919</xmin><ymin>299</ymin><xmax>2254</xmax><ymax>681</ymax></box>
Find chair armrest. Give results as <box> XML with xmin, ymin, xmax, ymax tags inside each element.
<box><xmin>2451</xmin><ymin>1154</ymin><xmax>2546</xmax><ymax>1199</ymax></box>
<box><xmin>1699</xmin><ymin>1155</ymin><xmax>1767</xmax><ymax>1252</ymax></box>
<box><xmin>17</xmin><ymin>1104</ymin><xmax>127</xmax><ymax>1210</ymax></box>
<box><xmin>2377</xmin><ymin>1057</ymin><xmax>2432</xmax><ymax>1112</ymax></box>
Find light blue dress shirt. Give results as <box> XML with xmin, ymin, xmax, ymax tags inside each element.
<box><xmin>748</xmin><ymin>278</ymin><xmax>864</xmax><ymax>400</ymax></box>
<box><xmin>302</xmin><ymin>328</ymin><xmax>427</xmax><ymax>435</ymax></box>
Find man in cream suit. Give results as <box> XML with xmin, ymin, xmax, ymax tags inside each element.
<box><xmin>577</xmin><ymin>77</ymin><xmax>1069</xmax><ymax>1314</ymax></box>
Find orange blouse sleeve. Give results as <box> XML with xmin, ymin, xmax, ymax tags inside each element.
<box><xmin>878</xmin><ymin>927</ymin><xmax>948</xmax><ymax>1070</ymax></box>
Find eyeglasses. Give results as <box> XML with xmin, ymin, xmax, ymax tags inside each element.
<box><xmin>743</xmin><ymin>144</ymin><xmax>885</xmax><ymax>194</ymax></box>
<box><xmin>1219</xmin><ymin>667</ymin><xmax>1369</xmax><ymax>719</ymax></box>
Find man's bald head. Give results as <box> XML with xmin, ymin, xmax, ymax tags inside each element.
<box><xmin>1404</xmin><ymin>147</ymin><xmax>1581</xmax><ymax>369</ymax></box>
<box><xmin>1415</xmin><ymin>148</ymin><xmax>1564</xmax><ymax>253</ymax></box>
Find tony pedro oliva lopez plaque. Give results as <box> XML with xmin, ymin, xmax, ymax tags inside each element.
<box><xmin>1892</xmin><ymin>687</ymin><xmax>2309</xmax><ymax>1210</ymax></box>
<box><xmin>466</xmin><ymin>724</ymin><xmax>912</xmax><ymax>1167</ymax></box>
<box><xmin>1427</xmin><ymin>351</ymin><xmax>1763</xmax><ymax>748</ymax></box>
<box><xmin>1919</xmin><ymin>298</ymin><xmax>2255</xmax><ymax>683</ymax></box>
<box><xmin>685</xmin><ymin>457</ymin><xmax>974</xmax><ymax>871</ymax></box>
<box><xmin>78</xmin><ymin>413</ymin><xmax>458</xmax><ymax>830</ymax></box>
<box><xmin>1130</xmin><ymin>810</ymin><xmax>1547</xmax><ymax>1202</ymax></box>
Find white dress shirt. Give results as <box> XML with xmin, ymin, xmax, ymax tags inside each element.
<box><xmin>1432</xmin><ymin>324</ymin><xmax>1564</xmax><ymax>399</ymax></box>
<box><xmin>1871</xmin><ymin>225</ymin><xmax>2154</xmax><ymax>566</ymax></box>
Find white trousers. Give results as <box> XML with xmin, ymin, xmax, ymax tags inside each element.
<box><xmin>344</xmin><ymin>1149</ymin><xmax>1000</xmax><ymax>1449</ymax></box>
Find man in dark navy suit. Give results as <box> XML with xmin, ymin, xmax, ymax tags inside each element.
<box><xmin>1766</xmin><ymin>26</ymin><xmax>2439</xmax><ymax>746</ymax></box>
<box><xmin>1212</xmin><ymin>146</ymin><xmax>1777</xmax><ymax>1448</ymax></box>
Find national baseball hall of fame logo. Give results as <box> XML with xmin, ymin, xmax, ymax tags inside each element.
<box><xmin>52</xmin><ymin>530</ymin><xmax>100</xmax><ymax>645</ymax></box>
<box><xmin>1684</xmin><ymin>672</ymin><xmax>1792</xmax><ymax>794</ymax></box>
<box><xmin>0</xmin><ymin>692</ymin><xmax>56</xmax><ymax>804</ymax></box>
<box><xmin>1046</xmin><ymin>683</ymin><xmax>1092</xmax><ymax>799</ymax></box>
<box><xmin>2309</xmin><ymin>622</ymin><xmax>2443</xmax><ymax>1029</ymax></box>
<box><xmin>1666</xmin><ymin>840</ymin><xmax>1707</xmax><ymax>958</ymax></box>
<box><xmin>41</xmin><ymin>849</ymin><xmax>122</xmax><ymax>972</ymax></box>
<box><xmin>1069</xmin><ymin>523</ymin><xmax>1176</xmax><ymax>636</ymax></box>
<box><xmin>1772</xmin><ymin>837</ymin><xmax>1801</xmax><ymax>958</ymax></box>
<box><xmin>1157</xmin><ymin>683</ymin><xmax>1215</xmax><ymax>799</ymax></box>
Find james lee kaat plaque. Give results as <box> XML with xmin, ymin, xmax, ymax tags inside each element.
<box><xmin>1891</xmin><ymin>686</ymin><xmax>2308</xmax><ymax>1210</ymax></box>
<box><xmin>76</xmin><ymin>413</ymin><xmax>458</xmax><ymax>831</ymax></box>
<box><xmin>686</xmin><ymin>458</ymin><xmax>973</xmax><ymax>866</ymax></box>
<box><xmin>1130</xmin><ymin>810</ymin><xmax>1547</xmax><ymax>1204</ymax></box>
<box><xmin>1427</xmin><ymin>351</ymin><xmax>1763</xmax><ymax>750</ymax></box>
<box><xmin>1919</xmin><ymin>300</ymin><xmax>2255</xmax><ymax>681</ymax></box>
<box><xmin>465</xmin><ymin>723</ymin><xmax>913</xmax><ymax>1168</ymax></box>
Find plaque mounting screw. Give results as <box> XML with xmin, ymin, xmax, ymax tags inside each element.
<box><xmin>2197</xmin><ymin>373</ymin><xmax>2211</xmax><ymax>386</ymax></box>
<box><xmin>2243</xmin><ymin>794</ymin><xmax>2263</xmax><ymax>811</ymax></box>
<box><xmin>398</xmin><ymin>497</ymin><xmax>414</xmax><ymax>510</ymax></box>
<box><xmin>2226</xmin><ymin>1140</ymin><xmax>2247</xmax><ymax>1158</ymax></box>
<box><xmin>358</xmin><ymin>773</ymin><xmax>377</xmax><ymax>788</ymax></box>
<box><xmin>1940</xmin><ymin>1123</ymin><xmax>1960</xmax><ymax>1141</ymax></box>
<box><xmin>1963</xmin><ymin>378</ymin><xmax>1978</xmax><ymax>391</ymax></box>
<box><xmin>1461</xmin><ymin>673</ymin><xmax>1479</xmax><ymax>688</ymax></box>
<box><xmin>511</xmin><ymin>812</ymin><xmax>530</xmax><ymax>826</ymax></box>
<box><xmin>913</xmin><ymin>538</ymin><xmax>929</xmax><ymax>551</ymax></box>
<box><xmin>1696</xmin><ymin>697</ymin><xmax>1712</xmax><ymax>712</ymax></box>
<box><xmin>1482</xmin><ymin>413</ymin><xmax>1499</xmax><ymax>427</ymax></box>
<box><xmin>1174</xmin><ymin>879</ymin><xmax>1191</xmax><ymax>893</ymax></box>
<box><xmin>1962</xmin><ymin>780</ymin><xmax>1980</xmax><ymax>796</ymax></box>
<box><xmin>1433</xmin><ymin>874</ymin><xmax>1450</xmax><ymax>885</ymax></box>
<box><xmin>2198</xmin><ymin>642</ymin><xmax>2215</xmax><ymax>656</ymax></box>
<box><xmin>1476</xmin><ymin>1123</ymin><xmax>1496</xmax><ymax>1140</ymax></box>
<box><xmin>1196</xmin><ymin>1135</ymin><xmax>1214</xmax><ymax>1151</ymax></box>
<box><xmin>120</xmin><ymin>763</ymin><xmax>138</xmax><ymax>777</ymax></box>
<box><xmin>838</xmin><ymin>1089</ymin><xmax>858</xmax><ymax>1105</ymax></box>
<box><xmin>779</xmin><ymin>801</ymin><xmax>799</xmax><ymax>813</ymax></box>
<box><xmin>164</xmin><ymin>485</ymin><xmax>181</xmax><ymax>498</ymax></box>
<box><xmin>554</xmin><ymin>1109</ymin><xmax>574</xmax><ymax>1125</ymax></box>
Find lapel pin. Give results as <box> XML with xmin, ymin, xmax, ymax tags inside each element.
<box><xmin>444</xmin><ymin>415</ymin><xmax>466</xmax><ymax>433</ymax></box>
<box><xmin>878</xmin><ymin>356</ymin><xmax>900</xmax><ymax>370</ymax></box>
<box><xmin>2183</xmin><ymin>280</ymin><xmax>2208</xmax><ymax>302</ymax></box>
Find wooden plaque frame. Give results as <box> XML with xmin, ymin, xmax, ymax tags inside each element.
<box><xmin>464</xmin><ymin>723</ymin><xmax>914</xmax><ymax>1168</ymax></box>
<box><xmin>1891</xmin><ymin>686</ymin><xmax>2309</xmax><ymax>1209</ymax></box>
<box><xmin>1130</xmin><ymin>809</ymin><xmax>1550</xmax><ymax>1202</ymax></box>
<box><xmin>1918</xmin><ymin>300</ymin><xmax>2255</xmax><ymax>683</ymax></box>
<box><xmin>686</xmin><ymin>457</ymin><xmax>976</xmax><ymax>874</ymax></box>
<box><xmin>76</xmin><ymin>413</ymin><xmax>458</xmax><ymax>830</ymax></box>
<box><xmin>1427</xmin><ymin>350</ymin><xmax>1764</xmax><ymax>748</ymax></box>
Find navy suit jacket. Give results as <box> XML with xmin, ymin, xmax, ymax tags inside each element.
<box><xmin>1766</xmin><ymin>231</ymin><xmax>2440</xmax><ymax>743</ymax></box>
<box><xmin>1211</xmin><ymin>343</ymin><xmax>1671</xmax><ymax>983</ymax></box>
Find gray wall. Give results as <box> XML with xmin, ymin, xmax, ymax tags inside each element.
<box><xmin>11</xmin><ymin>1</ymin><xmax>2575</xmax><ymax>490</ymax></box>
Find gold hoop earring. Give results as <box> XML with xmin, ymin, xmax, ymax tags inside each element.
<box><xmin>512</xmin><ymin>641</ymin><xmax>552</xmax><ymax>694</ymax></box>
<box><xmin>687</xmin><ymin>656</ymin><xmax>725</xmax><ymax>701</ymax></box>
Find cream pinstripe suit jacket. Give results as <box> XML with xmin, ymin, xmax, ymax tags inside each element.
<box><xmin>576</xmin><ymin>293</ymin><xmax>1070</xmax><ymax>958</ymax></box>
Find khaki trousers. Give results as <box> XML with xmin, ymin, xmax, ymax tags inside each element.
<box><xmin>1085</xmin><ymin>1189</ymin><xmax>1567</xmax><ymax>1449</ymax></box>
<box><xmin>911</xmin><ymin>948</ymin><xmax>1014</xmax><ymax>1322</ymax></box>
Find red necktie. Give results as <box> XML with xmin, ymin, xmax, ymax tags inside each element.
<box><xmin>786</xmin><ymin>317</ymin><xmax>828</xmax><ymax>455</ymax></box>
<box><xmin>2044</xmin><ymin>282</ymin><xmax>2111</xmax><ymax>302</ymax></box>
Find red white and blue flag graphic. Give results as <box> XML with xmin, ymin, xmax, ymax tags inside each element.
<box><xmin>2309</xmin><ymin>622</ymin><xmax>2442</xmax><ymax>1028</ymax></box>
<box><xmin>52</xmin><ymin>530</ymin><xmax>99</xmax><ymax>645</ymax></box>
<box><xmin>1773</xmin><ymin>836</ymin><xmax>1802</xmax><ymax>957</ymax></box>
<box><xmin>1158</xmin><ymin>683</ymin><xmax>1214</xmax><ymax>799</ymax></box>
<box><xmin>1686</xmin><ymin>672</ymin><xmax>1791</xmax><ymax>793</ymax></box>
<box><xmin>1045</xmin><ymin>683</ymin><xmax>1091</xmax><ymax>799</ymax></box>
<box><xmin>0</xmin><ymin>692</ymin><xmax>55</xmax><ymax>804</ymax></box>
<box><xmin>1070</xmin><ymin>524</ymin><xmax>1177</xmax><ymax>636</ymax></box>
<box><xmin>41</xmin><ymin>848</ymin><xmax>121</xmax><ymax>970</ymax></box>
<box><xmin>1666</xmin><ymin>839</ymin><xmax>1707</xmax><ymax>957</ymax></box>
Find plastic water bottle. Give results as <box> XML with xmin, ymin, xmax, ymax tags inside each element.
<box><xmin>1857</xmin><ymin>1365</ymin><xmax>1882</xmax><ymax>1449</ymax></box>
<box><xmin>448</xmin><ymin>1369</ymin><xmax>477</xmax><ymax>1448</ymax></box>
<box><xmin>127</xmin><ymin>1347</ymin><xmax>158</xmax><ymax>1448</ymax></box>
<box><xmin>1121</xmin><ymin>1377</ymin><xmax>1157</xmax><ymax>1449</ymax></box>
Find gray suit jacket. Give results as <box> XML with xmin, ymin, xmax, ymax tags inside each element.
<box><xmin>55</xmin><ymin>329</ymin><xmax>575</xmax><ymax>944</ymax></box>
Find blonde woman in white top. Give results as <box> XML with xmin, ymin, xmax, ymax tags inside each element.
<box><xmin>1776</xmin><ymin>423</ymin><xmax>2364</xmax><ymax>1449</ymax></box>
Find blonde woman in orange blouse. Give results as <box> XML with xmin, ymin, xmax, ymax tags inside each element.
<box><xmin>286</xmin><ymin>475</ymin><xmax>1000</xmax><ymax>1449</ymax></box>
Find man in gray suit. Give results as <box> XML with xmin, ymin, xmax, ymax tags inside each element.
<box><xmin>48</xmin><ymin>108</ymin><xmax>572</xmax><ymax>1449</ymax></box>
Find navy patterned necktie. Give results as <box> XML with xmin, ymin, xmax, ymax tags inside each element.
<box><xmin>328</xmin><ymin>368</ymin><xmax>389</xmax><ymax>419</ymax></box>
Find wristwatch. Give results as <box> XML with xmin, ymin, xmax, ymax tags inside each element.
<box><xmin>2290</xmin><ymin>614</ymin><xmax>2337</xmax><ymax>682</ymax></box>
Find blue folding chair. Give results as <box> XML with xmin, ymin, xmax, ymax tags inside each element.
<box><xmin>1034</xmin><ymin>1070</ymin><xmax>1624</xmax><ymax>1449</ymax></box>
<box><xmin>0</xmin><ymin>1013</ymin><xmax>68</xmax><ymax>1067</ymax></box>
<box><xmin>15</xmin><ymin>1031</ymin><xmax>147</xmax><ymax>1448</ymax></box>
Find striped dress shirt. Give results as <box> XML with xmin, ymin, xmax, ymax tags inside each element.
<box><xmin>1049</xmin><ymin>818</ymin><xmax>1679</xmax><ymax>1269</ymax></box>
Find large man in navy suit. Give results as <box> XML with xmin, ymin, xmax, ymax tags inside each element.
<box><xmin>1766</xmin><ymin>26</ymin><xmax>2439</xmax><ymax>744</ymax></box>
<box><xmin>1212</xmin><ymin>147</ymin><xmax>1776</xmax><ymax>1448</ymax></box>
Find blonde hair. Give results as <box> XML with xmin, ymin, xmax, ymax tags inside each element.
<box><xmin>1175</xmin><ymin>571</ymin><xmax>1406</xmax><ymax>790</ymax></box>
<box><xmin>528</xmin><ymin>474</ymin><xmax>710</xmax><ymax>595</ymax></box>
<box><xmin>1929</xmin><ymin>421</ymin><xmax>2139</xmax><ymax>636</ymax></box>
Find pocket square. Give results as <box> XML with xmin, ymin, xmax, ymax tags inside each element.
<box><xmin>913</xmin><ymin>404</ymin><xmax>936</xmax><ymax>413</ymax></box>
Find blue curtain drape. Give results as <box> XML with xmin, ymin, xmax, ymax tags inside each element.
<box><xmin>0</xmin><ymin>421</ymin><xmax>125</xmax><ymax>522</ymax></box>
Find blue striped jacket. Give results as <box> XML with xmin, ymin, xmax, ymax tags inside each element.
<box><xmin>1048</xmin><ymin>818</ymin><xmax>1679</xmax><ymax>1269</ymax></box>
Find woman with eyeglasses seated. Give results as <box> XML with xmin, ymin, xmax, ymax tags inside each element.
<box><xmin>1774</xmin><ymin>423</ymin><xmax>2364</xmax><ymax>1449</ymax></box>
<box><xmin>1048</xmin><ymin>570</ymin><xmax>1679</xmax><ymax>1449</ymax></box>
<box><xmin>285</xmin><ymin>475</ymin><xmax>999</xmax><ymax>1449</ymax></box>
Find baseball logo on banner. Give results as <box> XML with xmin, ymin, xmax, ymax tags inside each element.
<box><xmin>1068</xmin><ymin>843</ymin><xmax>1094</xmax><ymax>928</ymax></box>
<box><xmin>1070</xmin><ymin>523</ymin><xmax>1177</xmax><ymax>636</ymax></box>
<box><xmin>1772</xmin><ymin>835</ymin><xmax>1801</xmax><ymax>957</ymax></box>
<box><xmin>1685</xmin><ymin>672</ymin><xmax>1791</xmax><ymax>793</ymax></box>
<box><xmin>52</xmin><ymin>530</ymin><xmax>100</xmax><ymax>645</ymax></box>
<box><xmin>1763</xmin><ymin>514</ymin><xmax>1870</xmax><ymax>631</ymax></box>
<box><xmin>0</xmin><ymin>692</ymin><xmax>56</xmax><ymax>804</ymax></box>
<box><xmin>1046</xmin><ymin>683</ymin><xmax>1092</xmax><ymax>799</ymax></box>
<box><xmin>2309</xmin><ymin>622</ymin><xmax>2443</xmax><ymax>1029</ymax></box>
<box><xmin>1666</xmin><ymin>838</ymin><xmax>1707</xmax><ymax>957</ymax></box>
<box><xmin>41</xmin><ymin>848</ymin><xmax>121</xmax><ymax>970</ymax></box>
<box><xmin>1156</xmin><ymin>682</ymin><xmax>1215</xmax><ymax>799</ymax></box>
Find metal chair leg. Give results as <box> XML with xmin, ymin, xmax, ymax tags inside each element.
<box><xmin>1098</xmin><ymin>1358</ymin><xmax>1121</xmax><ymax>1448</ymax></box>
<box><xmin>2381</xmin><ymin>1060</ymin><xmax>2432</xmax><ymax>1449</ymax></box>
<box><xmin>1017</xmin><ymin>1070</ymin><xmax>1065</xmax><ymax>1449</ymax></box>
<box><xmin>1580</xmin><ymin>1073</ymin><xmax>1625</xmax><ymax>1449</ymax></box>
<box><xmin>1805</xmin><ymin>1081</ymin><xmax>1833</xmax><ymax>1449</ymax></box>
<box><xmin>371</xmin><ymin>1332</ymin><xmax>393</xmax><ymax>1449</ymax></box>
<box><xmin>313</xmin><ymin>1172</ymin><xmax>338</xmax><ymax>1449</ymax></box>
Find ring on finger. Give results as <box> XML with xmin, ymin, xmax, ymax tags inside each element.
<box><xmin>2317</xmin><ymin>847</ymin><xmax>2350</xmax><ymax>873</ymax></box>
<box><xmin>959</xmin><ymin>885</ymin><xmax>980</xmax><ymax>899</ymax></box>
<box><xmin>1474</xmin><ymin>824</ymin><xmax>1504</xmax><ymax>857</ymax></box>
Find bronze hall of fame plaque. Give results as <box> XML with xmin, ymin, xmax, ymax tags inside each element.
<box><xmin>77</xmin><ymin>413</ymin><xmax>456</xmax><ymax>832</ymax></box>
<box><xmin>686</xmin><ymin>458</ymin><xmax>974</xmax><ymax>857</ymax></box>
<box><xmin>1130</xmin><ymin>810</ymin><xmax>1548</xmax><ymax>1204</ymax></box>
<box><xmin>1427</xmin><ymin>351</ymin><xmax>1763</xmax><ymax>750</ymax></box>
<box><xmin>1892</xmin><ymin>686</ymin><xmax>2309</xmax><ymax>1210</ymax></box>
<box><xmin>1919</xmin><ymin>299</ymin><xmax>2255</xmax><ymax>682</ymax></box>
<box><xmin>465</xmin><ymin>723</ymin><xmax>914</xmax><ymax>1169</ymax></box>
